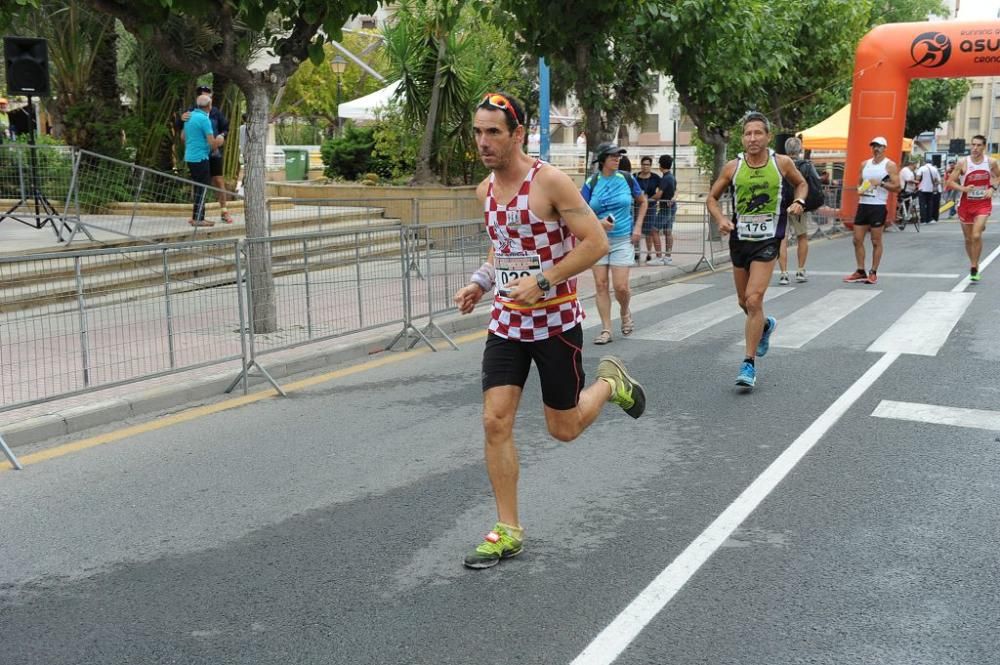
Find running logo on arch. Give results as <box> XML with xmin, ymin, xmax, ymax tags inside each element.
<box><xmin>910</xmin><ymin>32</ymin><xmax>952</xmax><ymax>68</ymax></box>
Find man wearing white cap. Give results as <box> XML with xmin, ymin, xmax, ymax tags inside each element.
<box><xmin>845</xmin><ymin>136</ymin><xmax>900</xmax><ymax>285</ymax></box>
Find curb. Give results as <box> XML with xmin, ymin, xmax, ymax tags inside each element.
<box><xmin>2</xmin><ymin>257</ymin><xmax>721</xmax><ymax>450</ymax></box>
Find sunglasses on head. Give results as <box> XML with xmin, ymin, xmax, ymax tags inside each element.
<box><xmin>479</xmin><ymin>93</ymin><xmax>521</xmax><ymax>127</ymax></box>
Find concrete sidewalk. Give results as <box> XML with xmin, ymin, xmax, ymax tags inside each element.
<box><xmin>0</xmin><ymin>252</ymin><xmax>725</xmax><ymax>450</ymax></box>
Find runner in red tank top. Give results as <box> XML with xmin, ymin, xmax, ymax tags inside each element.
<box><xmin>453</xmin><ymin>92</ymin><xmax>649</xmax><ymax>569</ymax></box>
<box><xmin>946</xmin><ymin>134</ymin><xmax>1000</xmax><ymax>282</ymax></box>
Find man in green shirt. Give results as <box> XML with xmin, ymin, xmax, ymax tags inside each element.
<box><xmin>706</xmin><ymin>112</ymin><xmax>807</xmax><ymax>388</ymax></box>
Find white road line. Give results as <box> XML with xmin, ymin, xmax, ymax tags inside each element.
<box><xmin>582</xmin><ymin>282</ymin><xmax>713</xmax><ymax>330</ymax></box>
<box><xmin>771</xmin><ymin>289</ymin><xmax>881</xmax><ymax>349</ymax></box>
<box><xmin>951</xmin><ymin>242</ymin><xmax>1000</xmax><ymax>293</ymax></box>
<box><xmin>633</xmin><ymin>289</ymin><xmax>792</xmax><ymax>342</ymax></box>
<box><xmin>570</xmin><ymin>352</ymin><xmax>901</xmax><ymax>665</ymax></box>
<box><xmin>867</xmin><ymin>291</ymin><xmax>974</xmax><ymax>356</ymax></box>
<box><xmin>807</xmin><ymin>271</ymin><xmax>959</xmax><ymax>279</ymax></box>
<box><xmin>872</xmin><ymin>400</ymin><xmax>1000</xmax><ymax>431</ymax></box>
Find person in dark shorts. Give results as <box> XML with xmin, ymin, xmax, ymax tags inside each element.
<box><xmin>707</xmin><ymin>111</ymin><xmax>807</xmax><ymax>388</ymax></box>
<box><xmin>845</xmin><ymin>136</ymin><xmax>900</xmax><ymax>285</ymax></box>
<box><xmin>453</xmin><ymin>92</ymin><xmax>647</xmax><ymax>570</ymax></box>
<box><xmin>654</xmin><ymin>154</ymin><xmax>678</xmax><ymax>264</ymax></box>
<box><xmin>180</xmin><ymin>85</ymin><xmax>233</xmax><ymax>223</ymax></box>
<box><xmin>636</xmin><ymin>156</ymin><xmax>662</xmax><ymax>264</ymax></box>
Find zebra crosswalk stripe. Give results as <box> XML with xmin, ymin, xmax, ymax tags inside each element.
<box><xmin>867</xmin><ymin>291</ymin><xmax>975</xmax><ymax>356</ymax></box>
<box><xmin>770</xmin><ymin>289</ymin><xmax>881</xmax><ymax>349</ymax></box>
<box><xmin>633</xmin><ymin>289</ymin><xmax>793</xmax><ymax>342</ymax></box>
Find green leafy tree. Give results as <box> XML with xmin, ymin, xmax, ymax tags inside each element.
<box><xmin>370</xmin><ymin>101</ymin><xmax>420</xmax><ymax>182</ymax></box>
<box><xmin>0</xmin><ymin>1</ymin><xmax>37</xmax><ymax>31</ymax></box>
<box><xmin>82</xmin><ymin>0</ymin><xmax>378</xmax><ymax>333</ymax></box>
<box><xmin>795</xmin><ymin>0</ymin><xmax>949</xmax><ymax>129</ymax></box>
<box><xmin>870</xmin><ymin>0</ymin><xmax>946</xmax><ymax>23</ymax></box>
<box><xmin>759</xmin><ymin>0</ymin><xmax>872</xmax><ymax>133</ymax></box>
<box><xmin>381</xmin><ymin>0</ymin><xmax>468</xmax><ymax>184</ymax></box>
<box><xmin>487</xmin><ymin>0</ymin><xmax>657</xmax><ymax>156</ymax></box>
<box><xmin>118</xmin><ymin>26</ymin><xmax>195</xmax><ymax>169</ymax></box>
<box><xmin>649</xmin><ymin>0</ymin><xmax>790</xmax><ymax>178</ymax></box>
<box><xmin>905</xmin><ymin>78</ymin><xmax>971</xmax><ymax>138</ymax></box>
<box><xmin>8</xmin><ymin>1</ymin><xmax>124</xmax><ymax>155</ymax></box>
<box><xmin>277</xmin><ymin>35</ymin><xmax>387</xmax><ymax>134</ymax></box>
<box><xmin>320</xmin><ymin>124</ymin><xmax>375</xmax><ymax>179</ymax></box>
<box><xmin>382</xmin><ymin>1</ymin><xmax>527</xmax><ymax>184</ymax></box>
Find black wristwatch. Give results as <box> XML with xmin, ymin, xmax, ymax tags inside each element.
<box><xmin>535</xmin><ymin>273</ymin><xmax>552</xmax><ymax>291</ymax></box>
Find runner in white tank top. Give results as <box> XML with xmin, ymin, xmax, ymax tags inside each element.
<box><xmin>846</xmin><ymin>136</ymin><xmax>900</xmax><ymax>285</ymax></box>
<box><xmin>453</xmin><ymin>92</ymin><xmax>648</xmax><ymax>569</ymax></box>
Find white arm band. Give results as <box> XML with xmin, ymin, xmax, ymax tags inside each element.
<box><xmin>470</xmin><ymin>262</ymin><xmax>495</xmax><ymax>292</ymax></box>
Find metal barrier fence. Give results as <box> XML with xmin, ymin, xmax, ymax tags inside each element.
<box><xmin>0</xmin><ymin>144</ymin><xmax>248</xmax><ymax>246</ymax></box>
<box><xmin>66</xmin><ymin>149</ymin><xmax>245</xmax><ymax>244</ymax></box>
<box><xmin>0</xmin><ymin>193</ymin><xmax>734</xmax><ymax>425</ymax></box>
<box><xmin>0</xmin><ymin>238</ymin><xmax>244</xmax><ymax>410</ymax></box>
<box><xmin>265</xmin><ymin>196</ymin><xmax>482</xmax><ymax>233</ymax></box>
<box><xmin>406</xmin><ymin>220</ymin><xmax>490</xmax><ymax>344</ymax></box>
<box><xmin>703</xmin><ymin>196</ymin><xmax>728</xmax><ymax>269</ymax></box>
<box><xmin>633</xmin><ymin>194</ymin><xmax>718</xmax><ymax>265</ymax></box>
<box><xmin>0</xmin><ymin>144</ymin><xmax>76</xmax><ymax>242</ymax></box>
<box><xmin>810</xmin><ymin>184</ymin><xmax>846</xmax><ymax>238</ymax></box>
<box><xmin>266</xmin><ymin>198</ymin><xmax>413</xmax><ymax>235</ymax></box>
<box><xmin>231</xmin><ymin>226</ymin><xmax>428</xmax><ymax>393</ymax></box>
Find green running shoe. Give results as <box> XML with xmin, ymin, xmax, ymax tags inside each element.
<box><xmin>970</xmin><ymin>272</ymin><xmax>981</xmax><ymax>282</ymax></box>
<box><xmin>463</xmin><ymin>523</ymin><xmax>523</xmax><ymax>569</ymax></box>
<box><xmin>597</xmin><ymin>355</ymin><xmax>646</xmax><ymax>419</ymax></box>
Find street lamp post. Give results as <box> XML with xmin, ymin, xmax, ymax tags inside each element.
<box><xmin>331</xmin><ymin>55</ymin><xmax>347</xmax><ymax>137</ymax></box>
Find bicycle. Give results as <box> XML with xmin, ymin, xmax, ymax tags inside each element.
<box><xmin>895</xmin><ymin>192</ymin><xmax>918</xmax><ymax>232</ymax></box>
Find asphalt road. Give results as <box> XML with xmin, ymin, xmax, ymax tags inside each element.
<box><xmin>2</xmin><ymin>221</ymin><xmax>998</xmax><ymax>665</ymax></box>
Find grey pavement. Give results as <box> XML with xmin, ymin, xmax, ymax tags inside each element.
<box><xmin>0</xmin><ymin>219</ymin><xmax>996</xmax><ymax>665</ymax></box>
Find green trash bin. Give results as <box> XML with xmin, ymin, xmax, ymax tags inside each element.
<box><xmin>283</xmin><ymin>148</ymin><xmax>307</xmax><ymax>181</ymax></box>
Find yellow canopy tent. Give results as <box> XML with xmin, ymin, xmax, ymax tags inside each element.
<box><xmin>800</xmin><ymin>104</ymin><xmax>913</xmax><ymax>152</ymax></box>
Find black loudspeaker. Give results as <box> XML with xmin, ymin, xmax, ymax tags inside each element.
<box><xmin>4</xmin><ymin>36</ymin><xmax>50</xmax><ymax>96</ymax></box>
<box><xmin>949</xmin><ymin>138</ymin><xmax>966</xmax><ymax>154</ymax></box>
<box><xmin>774</xmin><ymin>132</ymin><xmax>795</xmax><ymax>155</ymax></box>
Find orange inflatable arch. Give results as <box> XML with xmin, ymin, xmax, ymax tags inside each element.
<box><xmin>844</xmin><ymin>20</ymin><xmax>1000</xmax><ymax>221</ymax></box>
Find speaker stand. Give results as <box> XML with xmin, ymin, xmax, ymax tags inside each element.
<box><xmin>0</xmin><ymin>97</ymin><xmax>71</xmax><ymax>242</ymax></box>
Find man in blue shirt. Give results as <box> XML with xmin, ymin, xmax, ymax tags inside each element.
<box><xmin>581</xmin><ymin>142</ymin><xmax>647</xmax><ymax>343</ymax></box>
<box><xmin>183</xmin><ymin>94</ymin><xmax>222</xmax><ymax>227</ymax></box>
<box><xmin>180</xmin><ymin>85</ymin><xmax>234</xmax><ymax>223</ymax></box>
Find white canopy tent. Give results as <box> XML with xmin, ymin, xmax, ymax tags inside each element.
<box><xmin>338</xmin><ymin>81</ymin><xmax>401</xmax><ymax>121</ymax></box>
<box><xmin>338</xmin><ymin>81</ymin><xmax>581</xmax><ymax>127</ymax></box>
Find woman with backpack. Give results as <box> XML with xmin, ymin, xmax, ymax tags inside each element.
<box><xmin>776</xmin><ymin>137</ymin><xmax>819</xmax><ymax>284</ymax></box>
<box><xmin>581</xmin><ymin>142</ymin><xmax>647</xmax><ymax>344</ymax></box>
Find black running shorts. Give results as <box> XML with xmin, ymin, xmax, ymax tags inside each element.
<box><xmin>854</xmin><ymin>203</ymin><xmax>886</xmax><ymax>227</ymax></box>
<box><xmin>481</xmin><ymin>325</ymin><xmax>585</xmax><ymax>410</ymax></box>
<box><xmin>728</xmin><ymin>236</ymin><xmax>779</xmax><ymax>270</ymax></box>
<box><xmin>209</xmin><ymin>154</ymin><xmax>224</xmax><ymax>178</ymax></box>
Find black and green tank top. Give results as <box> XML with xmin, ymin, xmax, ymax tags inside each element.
<box><xmin>730</xmin><ymin>149</ymin><xmax>788</xmax><ymax>242</ymax></box>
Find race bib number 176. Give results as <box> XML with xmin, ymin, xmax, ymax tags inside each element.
<box><xmin>736</xmin><ymin>214</ymin><xmax>777</xmax><ymax>241</ymax></box>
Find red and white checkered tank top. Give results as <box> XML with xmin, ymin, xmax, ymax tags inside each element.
<box><xmin>485</xmin><ymin>160</ymin><xmax>584</xmax><ymax>341</ymax></box>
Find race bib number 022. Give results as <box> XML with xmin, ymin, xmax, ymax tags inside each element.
<box><xmin>496</xmin><ymin>252</ymin><xmax>543</xmax><ymax>297</ymax></box>
<box><xmin>736</xmin><ymin>214</ymin><xmax>776</xmax><ymax>240</ymax></box>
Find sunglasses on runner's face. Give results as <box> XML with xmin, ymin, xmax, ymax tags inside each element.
<box><xmin>479</xmin><ymin>93</ymin><xmax>520</xmax><ymax>127</ymax></box>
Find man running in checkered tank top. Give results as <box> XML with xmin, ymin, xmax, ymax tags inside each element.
<box><xmin>453</xmin><ymin>92</ymin><xmax>649</xmax><ymax>569</ymax></box>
